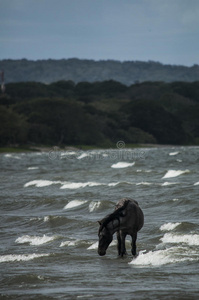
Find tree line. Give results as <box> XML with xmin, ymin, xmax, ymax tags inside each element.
<box><xmin>0</xmin><ymin>80</ymin><xmax>199</xmax><ymax>147</ymax></box>
<box><xmin>1</xmin><ymin>58</ymin><xmax>199</xmax><ymax>85</ymax></box>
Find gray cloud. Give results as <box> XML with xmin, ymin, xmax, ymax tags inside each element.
<box><xmin>0</xmin><ymin>0</ymin><xmax>198</xmax><ymax>65</ymax></box>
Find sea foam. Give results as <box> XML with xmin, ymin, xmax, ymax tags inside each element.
<box><xmin>87</xmin><ymin>241</ymin><xmax>99</xmax><ymax>250</ymax></box>
<box><xmin>15</xmin><ymin>234</ymin><xmax>56</xmax><ymax>246</ymax></box>
<box><xmin>60</xmin><ymin>181</ymin><xmax>102</xmax><ymax>189</ymax></box>
<box><xmin>0</xmin><ymin>253</ymin><xmax>49</xmax><ymax>263</ymax></box>
<box><xmin>77</xmin><ymin>153</ymin><xmax>89</xmax><ymax>159</ymax></box>
<box><xmin>160</xmin><ymin>233</ymin><xmax>199</xmax><ymax>246</ymax></box>
<box><xmin>169</xmin><ymin>152</ymin><xmax>179</xmax><ymax>156</ymax></box>
<box><xmin>24</xmin><ymin>180</ymin><xmax>61</xmax><ymax>187</ymax></box>
<box><xmin>89</xmin><ymin>201</ymin><xmax>101</xmax><ymax>212</ymax></box>
<box><xmin>87</xmin><ymin>240</ymin><xmax>117</xmax><ymax>250</ymax></box>
<box><xmin>108</xmin><ymin>182</ymin><xmax>120</xmax><ymax>187</ymax></box>
<box><xmin>63</xmin><ymin>200</ymin><xmax>88</xmax><ymax>210</ymax></box>
<box><xmin>28</xmin><ymin>167</ymin><xmax>39</xmax><ymax>170</ymax></box>
<box><xmin>4</xmin><ymin>154</ymin><xmax>21</xmax><ymax>159</ymax></box>
<box><xmin>111</xmin><ymin>162</ymin><xmax>135</xmax><ymax>168</ymax></box>
<box><xmin>60</xmin><ymin>240</ymin><xmax>80</xmax><ymax>247</ymax></box>
<box><xmin>60</xmin><ymin>151</ymin><xmax>77</xmax><ymax>157</ymax></box>
<box><xmin>129</xmin><ymin>247</ymin><xmax>195</xmax><ymax>267</ymax></box>
<box><xmin>160</xmin><ymin>222</ymin><xmax>181</xmax><ymax>231</ymax></box>
<box><xmin>161</xmin><ymin>182</ymin><xmax>178</xmax><ymax>186</ymax></box>
<box><xmin>162</xmin><ymin>169</ymin><xmax>190</xmax><ymax>179</ymax></box>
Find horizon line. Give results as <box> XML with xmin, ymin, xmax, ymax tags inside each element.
<box><xmin>0</xmin><ymin>57</ymin><xmax>198</xmax><ymax>68</ymax></box>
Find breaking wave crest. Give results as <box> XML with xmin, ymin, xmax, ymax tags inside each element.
<box><xmin>63</xmin><ymin>200</ymin><xmax>88</xmax><ymax>210</ymax></box>
<box><xmin>160</xmin><ymin>222</ymin><xmax>181</xmax><ymax>231</ymax></box>
<box><xmin>60</xmin><ymin>239</ymin><xmax>89</xmax><ymax>247</ymax></box>
<box><xmin>60</xmin><ymin>182</ymin><xmax>101</xmax><ymax>189</ymax></box>
<box><xmin>15</xmin><ymin>234</ymin><xmax>57</xmax><ymax>246</ymax></box>
<box><xmin>24</xmin><ymin>180</ymin><xmax>61</xmax><ymax>187</ymax></box>
<box><xmin>169</xmin><ymin>152</ymin><xmax>179</xmax><ymax>156</ymax></box>
<box><xmin>89</xmin><ymin>201</ymin><xmax>101</xmax><ymax>212</ymax></box>
<box><xmin>130</xmin><ymin>221</ymin><xmax>199</xmax><ymax>267</ymax></box>
<box><xmin>111</xmin><ymin>162</ymin><xmax>135</xmax><ymax>168</ymax></box>
<box><xmin>162</xmin><ymin>169</ymin><xmax>190</xmax><ymax>179</ymax></box>
<box><xmin>160</xmin><ymin>233</ymin><xmax>199</xmax><ymax>246</ymax></box>
<box><xmin>129</xmin><ymin>247</ymin><xmax>197</xmax><ymax>267</ymax></box>
<box><xmin>0</xmin><ymin>253</ymin><xmax>49</xmax><ymax>263</ymax></box>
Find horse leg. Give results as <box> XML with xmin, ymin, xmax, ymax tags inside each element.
<box><xmin>131</xmin><ymin>233</ymin><xmax>137</xmax><ymax>257</ymax></box>
<box><xmin>120</xmin><ymin>231</ymin><xmax>127</xmax><ymax>257</ymax></box>
<box><xmin>117</xmin><ymin>231</ymin><xmax>121</xmax><ymax>256</ymax></box>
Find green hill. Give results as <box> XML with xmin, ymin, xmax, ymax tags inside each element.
<box><xmin>1</xmin><ymin>80</ymin><xmax>199</xmax><ymax>147</ymax></box>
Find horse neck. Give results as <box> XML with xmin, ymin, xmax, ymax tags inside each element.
<box><xmin>106</xmin><ymin>217</ymin><xmax>120</xmax><ymax>235</ymax></box>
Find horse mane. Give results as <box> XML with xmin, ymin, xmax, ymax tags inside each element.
<box><xmin>99</xmin><ymin>199</ymin><xmax>130</xmax><ymax>232</ymax></box>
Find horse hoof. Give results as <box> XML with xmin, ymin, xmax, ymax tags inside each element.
<box><xmin>118</xmin><ymin>252</ymin><xmax>128</xmax><ymax>258</ymax></box>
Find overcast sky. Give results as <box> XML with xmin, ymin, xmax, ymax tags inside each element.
<box><xmin>0</xmin><ymin>0</ymin><xmax>199</xmax><ymax>66</ymax></box>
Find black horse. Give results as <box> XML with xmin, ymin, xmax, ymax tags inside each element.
<box><xmin>98</xmin><ymin>198</ymin><xmax>144</xmax><ymax>257</ymax></box>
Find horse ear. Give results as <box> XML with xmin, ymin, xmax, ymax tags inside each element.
<box><xmin>98</xmin><ymin>221</ymin><xmax>102</xmax><ymax>225</ymax></box>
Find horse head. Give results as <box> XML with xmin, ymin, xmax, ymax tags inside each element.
<box><xmin>98</xmin><ymin>221</ymin><xmax>113</xmax><ymax>256</ymax></box>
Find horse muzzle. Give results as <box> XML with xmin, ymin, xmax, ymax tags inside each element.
<box><xmin>98</xmin><ymin>249</ymin><xmax>106</xmax><ymax>256</ymax></box>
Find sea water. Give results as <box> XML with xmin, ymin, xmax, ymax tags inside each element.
<box><xmin>0</xmin><ymin>146</ymin><xmax>199</xmax><ymax>299</ymax></box>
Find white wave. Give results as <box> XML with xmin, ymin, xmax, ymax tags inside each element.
<box><xmin>87</xmin><ymin>241</ymin><xmax>98</xmax><ymax>250</ymax></box>
<box><xmin>108</xmin><ymin>181</ymin><xmax>133</xmax><ymax>187</ymax></box>
<box><xmin>129</xmin><ymin>249</ymin><xmax>172</xmax><ymax>266</ymax></box>
<box><xmin>0</xmin><ymin>253</ymin><xmax>49</xmax><ymax>263</ymax></box>
<box><xmin>77</xmin><ymin>153</ymin><xmax>89</xmax><ymax>159</ymax></box>
<box><xmin>87</xmin><ymin>240</ymin><xmax>118</xmax><ymax>250</ymax></box>
<box><xmin>63</xmin><ymin>200</ymin><xmax>88</xmax><ymax>210</ymax></box>
<box><xmin>194</xmin><ymin>182</ymin><xmax>199</xmax><ymax>186</ymax></box>
<box><xmin>161</xmin><ymin>182</ymin><xmax>178</xmax><ymax>186</ymax></box>
<box><xmin>44</xmin><ymin>216</ymin><xmax>50</xmax><ymax>222</ymax></box>
<box><xmin>160</xmin><ymin>233</ymin><xmax>199</xmax><ymax>246</ymax></box>
<box><xmin>4</xmin><ymin>154</ymin><xmax>21</xmax><ymax>159</ymax></box>
<box><xmin>160</xmin><ymin>222</ymin><xmax>181</xmax><ymax>231</ymax></box>
<box><xmin>24</xmin><ymin>180</ymin><xmax>61</xmax><ymax>187</ymax></box>
<box><xmin>15</xmin><ymin>234</ymin><xmax>56</xmax><ymax>246</ymax></box>
<box><xmin>4</xmin><ymin>154</ymin><xmax>12</xmax><ymax>158</ymax></box>
<box><xmin>129</xmin><ymin>246</ymin><xmax>196</xmax><ymax>267</ymax></box>
<box><xmin>108</xmin><ymin>182</ymin><xmax>120</xmax><ymax>187</ymax></box>
<box><xmin>111</xmin><ymin>162</ymin><xmax>135</xmax><ymax>168</ymax></box>
<box><xmin>60</xmin><ymin>151</ymin><xmax>77</xmax><ymax>157</ymax></box>
<box><xmin>61</xmin><ymin>182</ymin><xmax>86</xmax><ymax>189</ymax></box>
<box><xmin>60</xmin><ymin>239</ymin><xmax>89</xmax><ymax>247</ymax></box>
<box><xmin>60</xmin><ymin>181</ymin><xmax>102</xmax><ymax>189</ymax></box>
<box><xmin>169</xmin><ymin>152</ymin><xmax>179</xmax><ymax>156</ymax></box>
<box><xmin>162</xmin><ymin>169</ymin><xmax>190</xmax><ymax>179</ymax></box>
<box><xmin>109</xmin><ymin>240</ymin><xmax>117</xmax><ymax>247</ymax></box>
<box><xmin>27</xmin><ymin>167</ymin><xmax>39</xmax><ymax>170</ymax></box>
<box><xmin>89</xmin><ymin>201</ymin><xmax>101</xmax><ymax>212</ymax></box>
<box><xmin>60</xmin><ymin>240</ymin><xmax>79</xmax><ymax>247</ymax></box>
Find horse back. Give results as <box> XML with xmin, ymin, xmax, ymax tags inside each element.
<box><xmin>116</xmin><ymin>198</ymin><xmax>144</xmax><ymax>233</ymax></box>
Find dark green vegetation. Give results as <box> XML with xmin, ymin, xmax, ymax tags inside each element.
<box><xmin>0</xmin><ymin>80</ymin><xmax>199</xmax><ymax>147</ymax></box>
<box><xmin>1</xmin><ymin>58</ymin><xmax>199</xmax><ymax>84</ymax></box>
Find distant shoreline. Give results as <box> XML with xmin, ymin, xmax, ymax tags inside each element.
<box><xmin>0</xmin><ymin>143</ymin><xmax>196</xmax><ymax>153</ymax></box>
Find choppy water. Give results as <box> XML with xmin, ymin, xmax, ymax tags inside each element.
<box><xmin>0</xmin><ymin>146</ymin><xmax>199</xmax><ymax>299</ymax></box>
